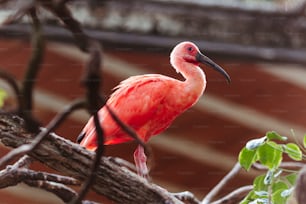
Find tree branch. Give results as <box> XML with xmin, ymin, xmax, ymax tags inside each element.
<box><xmin>202</xmin><ymin>163</ymin><xmax>241</xmax><ymax>204</ymax></box>
<box><xmin>0</xmin><ymin>164</ymin><xmax>79</xmax><ymax>189</ymax></box>
<box><xmin>211</xmin><ymin>185</ymin><xmax>253</xmax><ymax>204</ymax></box>
<box><xmin>0</xmin><ymin>112</ymin><xmax>183</xmax><ymax>204</ymax></box>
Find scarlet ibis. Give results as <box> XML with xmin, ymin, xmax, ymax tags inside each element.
<box><xmin>77</xmin><ymin>41</ymin><xmax>230</xmax><ymax>177</ymax></box>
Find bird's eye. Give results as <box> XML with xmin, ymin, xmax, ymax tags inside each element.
<box><xmin>187</xmin><ymin>46</ymin><xmax>193</xmax><ymax>52</ymax></box>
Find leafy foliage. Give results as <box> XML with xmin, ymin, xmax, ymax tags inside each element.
<box><xmin>239</xmin><ymin>131</ymin><xmax>304</xmax><ymax>204</ymax></box>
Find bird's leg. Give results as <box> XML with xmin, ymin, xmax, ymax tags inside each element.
<box><xmin>133</xmin><ymin>145</ymin><xmax>149</xmax><ymax>178</ymax></box>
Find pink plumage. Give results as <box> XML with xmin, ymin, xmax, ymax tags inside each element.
<box><xmin>77</xmin><ymin>41</ymin><xmax>230</xmax><ymax>177</ymax></box>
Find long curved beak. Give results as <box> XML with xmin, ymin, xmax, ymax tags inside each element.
<box><xmin>196</xmin><ymin>52</ymin><xmax>231</xmax><ymax>84</ymax></box>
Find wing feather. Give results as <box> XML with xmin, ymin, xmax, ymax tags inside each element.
<box><xmin>108</xmin><ymin>74</ymin><xmax>173</xmax><ymax>127</ymax></box>
<box><xmin>79</xmin><ymin>74</ymin><xmax>176</xmax><ymax>148</ymax></box>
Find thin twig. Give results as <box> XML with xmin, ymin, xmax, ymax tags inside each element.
<box><xmin>40</xmin><ymin>1</ymin><xmax>89</xmax><ymax>51</ymax></box>
<box><xmin>172</xmin><ymin>191</ymin><xmax>200</xmax><ymax>204</ymax></box>
<box><xmin>71</xmin><ymin>39</ymin><xmax>104</xmax><ymax>204</ymax></box>
<box><xmin>13</xmin><ymin>155</ymin><xmax>33</xmax><ymax>168</ymax></box>
<box><xmin>0</xmin><ymin>167</ymin><xmax>80</xmax><ymax>189</ymax></box>
<box><xmin>0</xmin><ymin>143</ymin><xmax>33</xmax><ymax>170</ymax></box>
<box><xmin>25</xmin><ymin>179</ymin><xmax>99</xmax><ymax>204</ymax></box>
<box><xmin>22</xmin><ymin>8</ymin><xmax>42</xmax><ymax>112</ymax></box>
<box><xmin>0</xmin><ymin>156</ymin><xmax>34</xmax><ymax>188</ymax></box>
<box><xmin>25</xmin><ymin>180</ymin><xmax>79</xmax><ymax>203</ymax></box>
<box><xmin>252</xmin><ymin>162</ymin><xmax>304</xmax><ymax>171</ymax></box>
<box><xmin>24</xmin><ymin>169</ymin><xmax>80</xmax><ymax>185</ymax></box>
<box><xmin>202</xmin><ymin>162</ymin><xmax>242</xmax><ymax>204</ymax></box>
<box><xmin>19</xmin><ymin>7</ymin><xmax>44</xmax><ymax>132</ymax></box>
<box><xmin>211</xmin><ymin>185</ymin><xmax>253</xmax><ymax>204</ymax></box>
<box><xmin>1</xmin><ymin>0</ymin><xmax>35</xmax><ymax>25</ymax></box>
<box><xmin>71</xmin><ymin>113</ymin><xmax>104</xmax><ymax>204</ymax></box>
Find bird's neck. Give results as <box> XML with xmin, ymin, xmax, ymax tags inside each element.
<box><xmin>184</xmin><ymin>64</ymin><xmax>206</xmax><ymax>102</ymax></box>
<box><xmin>173</xmin><ymin>59</ymin><xmax>207</xmax><ymax>108</ymax></box>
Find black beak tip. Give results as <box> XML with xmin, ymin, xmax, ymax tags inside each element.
<box><xmin>225</xmin><ymin>75</ymin><xmax>231</xmax><ymax>84</ymax></box>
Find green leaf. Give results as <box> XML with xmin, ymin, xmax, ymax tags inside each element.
<box><xmin>266</xmin><ymin>131</ymin><xmax>287</xmax><ymax>141</ymax></box>
<box><xmin>246</xmin><ymin>136</ymin><xmax>267</xmax><ymax>150</ymax></box>
<box><xmin>0</xmin><ymin>89</ymin><xmax>7</xmax><ymax>108</ymax></box>
<box><xmin>271</xmin><ymin>181</ymin><xmax>289</xmax><ymax>204</ymax></box>
<box><xmin>240</xmin><ymin>179</ymin><xmax>269</xmax><ymax>204</ymax></box>
<box><xmin>303</xmin><ymin>135</ymin><xmax>306</xmax><ymax>149</ymax></box>
<box><xmin>284</xmin><ymin>143</ymin><xmax>302</xmax><ymax>161</ymax></box>
<box><xmin>285</xmin><ymin>173</ymin><xmax>297</xmax><ymax>186</ymax></box>
<box><xmin>272</xmin><ymin>181</ymin><xmax>288</xmax><ymax>193</ymax></box>
<box><xmin>254</xmin><ymin>175</ymin><xmax>268</xmax><ymax>192</ymax></box>
<box><xmin>257</xmin><ymin>141</ymin><xmax>283</xmax><ymax>169</ymax></box>
<box><xmin>240</xmin><ymin>190</ymin><xmax>256</xmax><ymax>204</ymax></box>
<box><xmin>238</xmin><ymin>147</ymin><xmax>257</xmax><ymax>171</ymax></box>
<box><xmin>272</xmin><ymin>189</ymin><xmax>289</xmax><ymax>204</ymax></box>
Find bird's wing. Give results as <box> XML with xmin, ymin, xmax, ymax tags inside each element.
<box><xmin>107</xmin><ymin>74</ymin><xmax>174</xmax><ymax>129</ymax></box>
<box><xmin>79</xmin><ymin>74</ymin><xmax>176</xmax><ymax>148</ymax></box>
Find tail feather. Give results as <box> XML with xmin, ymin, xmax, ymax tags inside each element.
<box><xmin>76</xmin><ymin>131</ymin><xmax>86</xmax><ymax>143</ymax></box>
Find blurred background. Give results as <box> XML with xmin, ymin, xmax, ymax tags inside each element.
<box><xmin>0</xmin><ymin>0</ymin><xmax>306</xmax><ymax>203</ymax></box>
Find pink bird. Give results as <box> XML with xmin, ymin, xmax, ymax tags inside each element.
<box><xmin>77</xmin><ymin>41</ymin><xmax>230</xmax><ymax>177</ymax></box>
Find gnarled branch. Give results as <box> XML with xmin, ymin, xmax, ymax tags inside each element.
<box><xmin>0</xmin><ymin>112</ymin><xmax>183</xmax><ymax>204</ymax></box>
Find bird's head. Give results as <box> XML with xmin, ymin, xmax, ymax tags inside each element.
<box><xmin>170</xmin><ymin>41</ymin><xmax>231</xmax><ymax>84</ymax></box>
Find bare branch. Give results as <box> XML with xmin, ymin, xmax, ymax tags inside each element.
<box><xmin>0</xmin><ymin>152</ymin><xmax>87</xmax><ymax>203</ymax></box>
<box><xmin>0</xmin><ymin>166</ymin><xmax>79</xmax><ymax>188</ymax></box>
<box><xmin>172</xmin><ymin>191</ymin><xmax>201</xmax><ymax>204</ymax></box>
<box><xmin>40</xmin><ymin>0</ymin><xmax>89</xmax><ymax>52</ymax></box>
<box><xmin>26</xmin><ymin>170</ymin><xmax>80</xmax><ymax>185</ymax></box>
<box><xmin>0</xmin><ymin>140</ymin><xmax>33</xmax><ymax>169</ymax></box>
<box><xmin>13</xmin><ymin>155</ymin><xmax>33</xmax><ymax>168</ymax></box>
<box><xmin>252</xmin><ymin>162</ymin><xmax>304</xmax><ymax>171</ymax></box>
<box><xmin>72</xmin><ymin>40</ymin><xmax>105</xmax><ymax>204</ymax></box>
<box><xmin>19</xmin><ymin>7</ymin><xmax>44</xmax><ymax>132</ymax></box>
<box><xmin>0</xmin><ymin>155</ymin><xmax>33</xmax><ymax>188</ymax></box>
<box><xmin>24</xmin><ymin>180</ymin><xmax>81</xmax><ymax>203</ymax></box>
<box><xmin>71</xmin><ymin>112</ymin><xmax>104</xmax><ymax>204</ymax></box>
<box><xmin>211</xmin><ymin>185</ymin><xmax>253</xmax><ymax>204</ymax></box>
<box><xmin>202</xmin><ymin>163</ymin><xmax>241</xmax><ymax>204</ymax></box>
<box><xmin>0</xmin><ymin>0</ymin><xmax>35</xmax><ymax>26</ymax></box>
